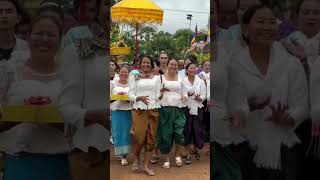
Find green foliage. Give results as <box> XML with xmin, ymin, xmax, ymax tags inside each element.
<box><xmin>111</xmin><ymin>24</ymin><xmax>209</xmax><ymax>63</ymax></box>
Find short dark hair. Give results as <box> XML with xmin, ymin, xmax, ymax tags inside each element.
<box><xmin>167</xmin><ymin>58</ymin><xmax>178</xmax><ymax>65</ymax></box>
<box><xmin>0</xmin><ymin>0</ymin><xmax>23</xmax><ymax>15</ymax></box>
<box><xmin>110</xmin><ymin>60</ymin><xmax>120</xmax><ymax>70</ymax></box>
<box><xmin>186</xmin><ymin>55</ymin><xmax>198</xmax><ymax>65</ymax></box>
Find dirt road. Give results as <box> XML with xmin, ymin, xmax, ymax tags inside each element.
<box><xmin>110</xmin><ymin>144</ymin><xmax>210</xmax><ymax>180</ymax></box>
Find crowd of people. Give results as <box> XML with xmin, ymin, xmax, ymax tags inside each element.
<box><xmin>110</xmin><ymin>52</ymin><xmax>211</xmax><ymax>176</ymax></box>
<box><xmin>0</xmin><ymin>0</ymin><xmax>110</xmax><ymax>179</ymax></box>
<box><xmin>211</xmin><ymin>0</ymin><xmax>320</xmax><ymax>180</ymax></box>
<box><xmin>0</xmin><ymin>0</ymin><xmax>211</xmax><ymax>179</ymax></box>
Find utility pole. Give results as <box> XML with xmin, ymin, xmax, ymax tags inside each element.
<box><xmin>186</xmin><ymin>14</ymin><xmax>193</xmax><ymax>47</ymax></box>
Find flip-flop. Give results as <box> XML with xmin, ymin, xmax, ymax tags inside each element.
<box><xmin>162</xmin><ymin>161</ymin><xmax>170</xmax><ymax>169</ymax></box>
<box><xmin>176</xmin><ymin>157</ymin><xmax>182</xmax><ymax>167</ymax></box>
<box><xmin>132</xmin><ymin>160</ymin><xmax>140</xmax><ymax>171</ymax></box>
<box><xmin>144</xmin><ymin>169</ymin><xmax>156</xmax><ymax>176</ymax></box>
<box><xmin>185</xmin><ymin>156</ymin><xmax>191</xmax><ymax>165</ymax></box>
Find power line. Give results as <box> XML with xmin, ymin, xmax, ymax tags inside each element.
<box><xmin>163</xmin><ymin>8</ymin><xmax>209</xmax><ymax>14</ymax></box>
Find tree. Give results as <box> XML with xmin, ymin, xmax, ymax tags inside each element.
<box><xmin>173</xmin><ymin>29</ymin><xmax>194</xmax><ymax>57</ymax></box>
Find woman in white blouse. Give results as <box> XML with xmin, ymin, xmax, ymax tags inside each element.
<box><xmin>157</xmin><ymin>58</ymin><xmax>188</xmax><ymax>169</ymax></box>
<box><xmin>110</xmin><ymin>60</ymin><xmax>119</xmax><ymax>81</ymax></box>
<box><xmin>182</xmin><ymin>62</ymin><xmax>207</xmax><ymax>164</ymax></box>
<box><xmin>59</xmin><ymin>1</ymin><xmax>109</xmax><ymax>178</ymax></box>
<box><xmin>230</xmin><ymin>5</ymin><xmax>309</xmax><ymax>180</ymax></box>
<box><xmin>211</xmin><ymin>47</ymin><xmax>249</xmax><ymax>180</ymax></box>
<box><xmin>281</xmin><ymin>0</ymin><xmax>320</xmax><ymax>68</ymax></box>
<box><xmin>199</xmin><ymin>60</ymin><xmax>210</xmax><ymax>142</ymax></box>
<box><xmin>110</xmin><ymin>66</ymin><xmax>131</xmax><ymax>166</ymax></box>
<box><xmin>0</xmin><ymin>15</ymin><xmax>69</xmax><ymax>180</ymax></box>
<box><xmin>128</xmin><ymin>55</ymin><xmax>161</xmax><ymax>176</ymax></box>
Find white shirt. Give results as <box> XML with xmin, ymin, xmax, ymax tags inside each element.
<box><xmin>128</xmin><ymin>75</ymin><xmax>161</xmax><ymax>110</ymax></box>
<box><xmin>230</xmin><ymin>42</ymin><xmax>309</xmax><ymax>169</ymax></box>
<box><xmin>110</xmin><ymin>80</ymin><xmax>131</xmax><ymax>111</ymax></box>
<box><xmin>0</xmin><ymin>38</ymin><xmax>30</xmax><ymax>66</ymax></box>
<box><xmin>0</xmin><ymin>63</ymin><xmax>69</xmax><ymax>154</ymax></box>
<box><xmin>159</xmin><ymin>75</ymin><xmax>187</xmax><ymax>108</ymax></box>
<box><xmin>283</xmin><ymin>31</ymin><xmax>320</xmax><ymax>66</ymax></box>
<box><xmin>182</xmin><ymin>75</ymin><xmax>206</xmax><ymax>115</ymax></box>
<box><xmin>59</xmin><ymin>47</ymin><xmax>109</xmax><ymax>152</ymax></box>
<box><xmin>211</xmin><ymin>53</ymin><xmax>249</xmax><ymax>146</ymax></box>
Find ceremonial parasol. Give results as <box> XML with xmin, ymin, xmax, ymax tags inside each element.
<box><xmin>111</xmin><ymin>0</ymin><xmax>164</xmax><ymax>66</ymax></box>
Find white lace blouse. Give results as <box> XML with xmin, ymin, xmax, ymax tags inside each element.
<box><xmin>59</xmin><ymin>47</ymin><xmax>109</xmax><ymax>152</ymax></box>
<box><xmin>182</xmin><ymin>75</ymin><xmax>207</xmax><ymax>115</ymax></box>
<box><xmin>159</xmin><ymin>75</ymin><xmax>187</xmax><ymax>108</ymax></box>
<box><xmin>0</xmin><ymin>63</ymin><xmax>69</xmax><ymax>154</ymax></box>
<box><xmin>110</xmin><ymin>80</ymin><xmax>131</xmax><ymax>111</ymax></box>
<box><xmin>128</xmin><ymin>75</ymin><xmax>161</xmax><ymax>110</ymax></box>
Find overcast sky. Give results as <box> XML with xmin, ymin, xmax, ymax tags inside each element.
<box><xmin>153</xmin><ymin>0</ymin><xmax>210</xmax><ymax>34</ymax></box>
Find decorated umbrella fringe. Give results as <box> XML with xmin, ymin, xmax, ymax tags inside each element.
<box><xmin>111</xmin><ymin>0</ymin><xmax>164</xmax><ymax>66</ymax></box>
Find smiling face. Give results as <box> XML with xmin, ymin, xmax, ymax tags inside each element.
<box><xmin>0</xmin><ymin>1</ymin><xmax>19</xmax><ymax>30</ymax></box>
<box><xmin>187</xmin><ymin>63</ymin><xmax>197</xmax><ymax>76</ymax></box>
<box><xmin>167</xmin><ymin>59</ymin><xmax>178</xmax><ymax>74</ymax></box>
<box><xmin>29</xmin><ymin>18</ymin><xmax>61</xmax><ymax>60</ymax></box>
<box><xmin>119</xmin><ymin>67</ymin><xmax>128</xmax><ymax>81</ymax></box>
<box><xmin>243</xmin><ymin>7</ymin><xmax>278</xmax><ymax>46</ymax></box>
<box><xmin>297</xmin><ymin>0</ymin><xmax>320</xmax><ymax>38</ymax></box>
<box><xmin>140</xmin><ymin>57</ymin><xmax>152</xmax><ymax>73</ymax></box>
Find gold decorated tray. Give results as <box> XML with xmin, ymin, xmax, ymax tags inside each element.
<box><xmin>0</xmin><ymin>105</ymin><xmax>63</xmax><ymax>123</ymax></box>
<box><xmin>111</xmin><ymin>94</ymin><xmax>129</xmax><ymax>101</ymax></box>
<box><xmin>110</xmin><ymin>47</ymin><xmax>131</xmax><ymax>56</ymax></box>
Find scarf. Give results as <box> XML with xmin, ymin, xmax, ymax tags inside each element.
<box><xmin>75</xmin><ymin>22</ymin><xmax>108</xmax><ymax>59</ymax></box>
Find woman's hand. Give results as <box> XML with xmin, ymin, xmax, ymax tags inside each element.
<box><xmin>181</xmin><ymin>96</ymin><xmax>188</xmax><ymax>104</ymax></box>
<box><xmin>230</xmin><ymin>110</ymin><xmax>247</xmax><ymax>129</ymax></box>
<box><xmin>194</xmin><ymin>94</ymin><xmax>202</xmax><ymax>102</ymax></box>
<box><xmin>267</xmin><ymin>102</ymin><xmax>295</xmax><ymax>128</ymax></box>
<box><xmin>85</xmin><ymin>110</ymin><xmax>110</xmax><ymax>130</ymax></box>
<box><xmin>136</xmin><ymin>96</ymin><xmax>150</xmax><ymax>105</ymax></box>
<box><xmin>160</xmin><ymin>84</ymin><xmax>170</xmax><ymax>93</ymax></box>
<box><xmin>247</xmin><ymin>96</ymin><xmax>271</xmax><ymax>112</ymax></box>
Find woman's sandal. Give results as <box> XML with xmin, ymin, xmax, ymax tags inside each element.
<box><xmin>194</xmin><ymin>151</ymin><xmax>200</xmax><ymax>160</ymax></box>
<box><xmin>185</xmin><ymin>156</ymin><xmax>191</xmax><ymax>165</ymax></box>
<box><xmin>175</xmin><ymin>157</ymin><xmax>183</xmax><ymax>167</ymax></box>
<box><xmin>150</xmin><ymin>156</ymin><xmax>159</xmax><ymax>164</ymax></box>
<box><xmin>144</xmin><ymin>169</ymin><xmax>156</xmax><ymax>176</ymax></box>
<box><xmin>162</xmin><ymin>161</ymin><xmax>170</xmax><ymax>169</ymax></box>
<box><xmin>132</xmin><ymin>160</ymin><xmax>140</xmax><ymax>171</ymax></box>
<box><xmin>121</xmin><ymin>158</ymin><xmax>128</xmax><ymax>166</ymax></box>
